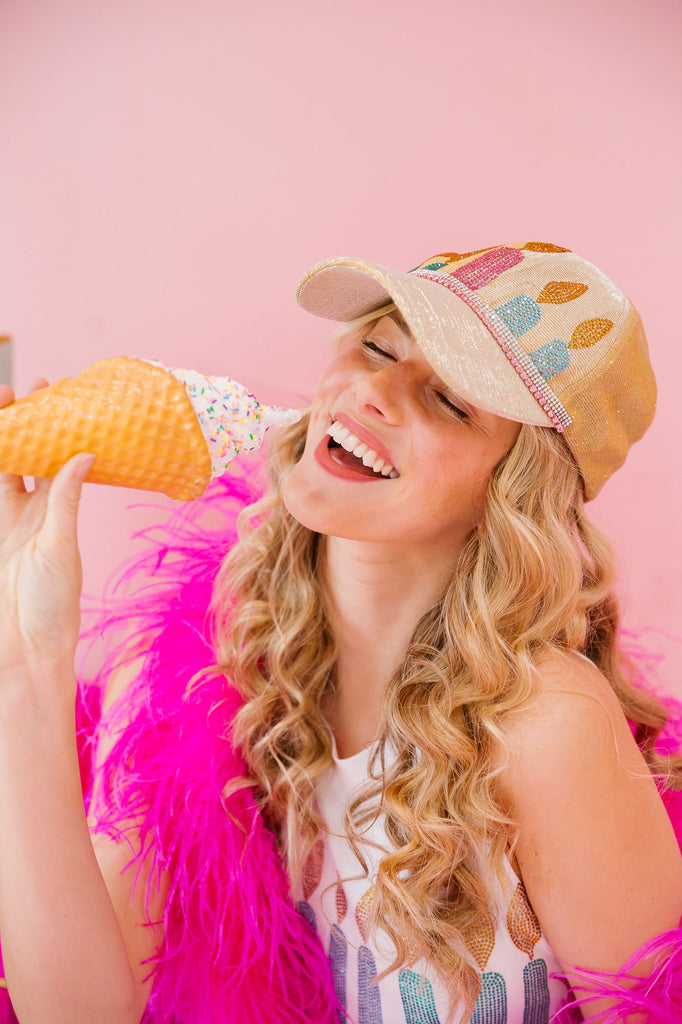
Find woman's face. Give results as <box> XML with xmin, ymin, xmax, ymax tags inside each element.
<box><xmin>282</xmin><ymin>314</ymin><xmax>521</xmax><ymax>559</ymax></box>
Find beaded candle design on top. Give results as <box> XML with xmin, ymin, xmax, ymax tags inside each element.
<box><xmin>410</xmin><ymin>243</ymin><xmax>618</xmax><ymax>433</ymax></box>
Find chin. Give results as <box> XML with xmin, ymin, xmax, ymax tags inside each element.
<box><xmin>281</xmin><ymin>470</ymin><xmax>368</xmax><ymax>540</ymax></box>
<box><xmin>282</xmin><ymin>476</ymin><xmax>341</xmax><ymax>536</ymax></box>
<box><xmin>281</xmin><ymin>488</ymin><xmax>318</xmax><ymax>533</ymax></box>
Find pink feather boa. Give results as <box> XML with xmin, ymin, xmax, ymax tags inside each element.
<box><xmin>3</xmin><ymin>467</ymin><xmax>681</xmax><ymax>1023</ymax></box>
<box><xmin>80</xmin><ymin>473</ymin><xmax>682</xmax><ymax>1024</ymax></box>
<box><xmin>79</xmin><ymin>471</ymin><xmax>338</xmax><ymax>1024</ymax></box>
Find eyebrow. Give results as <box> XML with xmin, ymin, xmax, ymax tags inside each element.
<box><xmin>386</xmin><ymin>310</ymin><xmax>413</xmax><ymax>336</ymax></box>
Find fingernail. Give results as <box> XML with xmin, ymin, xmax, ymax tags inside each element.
<box><xmin>79</xmin><ymin>453</ymin><xmax>97</xmax><ymax>477</ymax></box>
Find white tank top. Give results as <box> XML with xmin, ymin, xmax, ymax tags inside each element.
<box><xmin>296</xmin><ymin>739</ymin><xmax>568</xmax><ymax>1024</ymax></box>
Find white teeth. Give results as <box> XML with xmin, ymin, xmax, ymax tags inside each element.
<box><xmin>327</xmin><ymin>420</ymin><xmax>399</xmax><ymax>478</ymax></box>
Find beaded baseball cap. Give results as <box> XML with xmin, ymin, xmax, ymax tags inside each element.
<box><xmin>296</xmin><ymin>242</ymin><xmax>656</xmax><ymax>499</ymax></box>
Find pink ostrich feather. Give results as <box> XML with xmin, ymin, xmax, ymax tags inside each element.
<box><xmin>75</xmin><ymin>476</ymin><xmax>682</xmax><ymax>1024</ymax></box>
<box><xmin>4</xmin><ymin>464</ymin><xmax>681</xmax><ymax>1023</ymax></box>
<box><xmin>552</xmin><ymin>924</ymin><xmax>682</xmax><ymax>1023</ymax></box>
<box><xmin>77</xmin><ymin>468</ymin><xmax>339</xmax><ymax>1024</ymax></box>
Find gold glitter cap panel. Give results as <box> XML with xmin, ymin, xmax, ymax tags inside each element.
<box><xmin>296</xmin><ymin>243</ymin><xmax>656</xmax><ymax>499</ymax></box>
<box><xmin>0</xmin><ymin>357</ymin><xmax>301</xmax><ymax>501</ymax></box>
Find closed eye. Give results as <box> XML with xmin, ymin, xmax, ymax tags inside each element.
<box><xmin>363</xmin><ymin>337</ymin><xmax>468</xmax><ymax>419</ymax></box>
<box><xmin>435</xmin><ymin>391</ymin><xmax>468</xmax><ymax>420</ymax></box>
<box><xmin>362</xmin><ymin>338</ymin><xmax>396</xmax><ymax>360</ymax></box>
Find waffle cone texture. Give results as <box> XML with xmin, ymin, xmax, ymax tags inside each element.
<box><xmin>0</xmin><ymin>357</ymin><xmax>212</xmax><ymax>500</ymax></box>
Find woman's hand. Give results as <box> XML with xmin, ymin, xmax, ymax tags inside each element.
<box><xmin>0</xmin><ymin>383</ymin><xmax>154</xmax><ymax>1024</ymax></box>
<box><xmin>0</xmin><ymin>380</ymin><xmax>95</xmax><ymax>684</ymax></box>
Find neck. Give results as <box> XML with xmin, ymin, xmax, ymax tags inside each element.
<box><xmin>321</xmin><ymin>535</ymin><xmax>460</xmax><ymax>757</ymax></box>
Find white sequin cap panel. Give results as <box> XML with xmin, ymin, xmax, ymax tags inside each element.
<box><xmin>144</xmin><ymin>360</ymin><xmax>301</xmax><ymax>478</ymax></box>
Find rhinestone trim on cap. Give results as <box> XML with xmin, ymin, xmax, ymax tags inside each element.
<box><xmin>411</xmin><ymin>270</ymin><xmax>573</xmax><ymax>431</ymax></box>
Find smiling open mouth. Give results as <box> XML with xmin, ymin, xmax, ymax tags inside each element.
<box><xmin>326</xmin><ymin>421</ymin><xmax>399</xmax><ymax>478</ymax></box>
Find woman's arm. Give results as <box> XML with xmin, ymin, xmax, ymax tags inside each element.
<box><xmin>500</xmin><ymin>651</ymin><xmax>682</xmax><ymax>1022</ymax></box>
<box><xmin>87</xmin><ymin>654</ymin><xmax>168</xmax><ymax>1004</ymax></box>
<box><xmin>0</xmin><ymin>671</ymin><xmax>157</xmax><ymax>1024</ymax></box>
<box><xmin>0</xmin><ymin>438</ymin><xmax>161</xmax><ymax>1024</ymax></box>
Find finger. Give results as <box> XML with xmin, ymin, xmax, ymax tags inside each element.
<box><xmin>42</xmin><ymin>453</ymin><xmax>96</xmax><ymax>547</ymax></box>
<box><xmin>0</xmin><ymin>383</ymin><xmax>47</xmax><ymax>495</ymax></box>
<box><xmin>0</xmin><ymin>471</ymin><xmax>28</xmax><ymax>499</ymax></box>
<box><xmin>33</xmin><ymin>475</ymin><xmax>53</xmax><ymax>497</ymax></box>
<box><xmin>0</xmin><ymin>379</ymin><xmax>48</xmax><ymax>410</ymax></box>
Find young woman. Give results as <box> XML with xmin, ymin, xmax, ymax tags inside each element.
<box><xmin>0</xmin><ymin>242</ymin><xmax>681</xmax><ymax>1024</ymax></box>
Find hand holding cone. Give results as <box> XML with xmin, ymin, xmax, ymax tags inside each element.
<box><xmin>0</xmin><ymin>357</ymin><xmax>302</xmax><ymax>501</ymax></box>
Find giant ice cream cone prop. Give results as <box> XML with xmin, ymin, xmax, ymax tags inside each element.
<box><xmin>0</xmin><ymin>357</ymin><xmax>301</xmax><ymax>500</ymax></box>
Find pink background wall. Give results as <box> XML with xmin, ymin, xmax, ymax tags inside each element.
<box><xmin>1</xmin><ymin>0</ymin><xmax>681</xmax><ymax>690</ymax></box>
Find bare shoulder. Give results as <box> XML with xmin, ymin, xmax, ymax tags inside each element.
<box><xmin>500</xmin><ymin>649</ymin><xmax>638</xmax><ymax>779</ymax></box>
<box><xmin>498</xmin><ymin>649</ymin><xmax>682</xmax><ymax>973</ymax></box>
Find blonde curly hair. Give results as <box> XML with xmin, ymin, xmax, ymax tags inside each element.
<box><xmin>210</xmin><ymin>316</ymin><xmax>680</xmax><ymax>1019</ymax></box>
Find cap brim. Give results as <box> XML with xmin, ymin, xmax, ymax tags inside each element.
<box><xmin>296</xmin><ymin>256</ymin><xmax>553</xmax><ymax>427</ymax></box>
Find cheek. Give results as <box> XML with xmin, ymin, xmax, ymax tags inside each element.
<box><xmin>418</xmin><ymin>442</ymin><xmax>494</xmax><ymax>516</ymax></box>
<box><xmin>312</xmin><ymin>351</ymin><xmax>361</xmax><ymax>402</ymax></box>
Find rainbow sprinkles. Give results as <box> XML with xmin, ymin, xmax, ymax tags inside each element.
<box><xmin>145</xmin><ymin>360</ymin><xmax>301</xmax><ymax>477</ymax></box>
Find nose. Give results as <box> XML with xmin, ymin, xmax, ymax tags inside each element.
<box><xmin>354</xmin><ymin>360</ymin><xmax>416</xmax><ymax>423</ymax></box>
